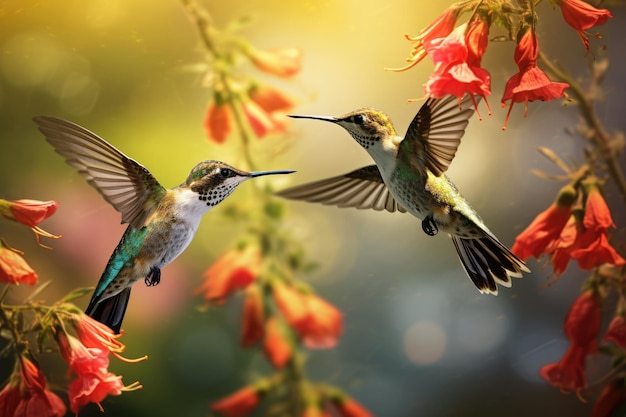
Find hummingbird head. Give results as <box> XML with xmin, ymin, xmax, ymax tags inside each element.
<box><xmin>289</xmin><ymin>109</ymin><xmax>400</xmax><ymax>157</ymax></box>
<box><xmin>184</xmin><ymin>161</ymin><xmax>294</xmax><ymax>207</ymax></box>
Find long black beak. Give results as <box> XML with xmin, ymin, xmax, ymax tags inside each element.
<box><xmin>249</xmin><ymin>170</ymin><xmax>296</xmax><ymax>178</ymax></box>
<box><xmin>288</xmin><ymin>114</ymin><xmax>338</xmax><ymax>123</ymax></box>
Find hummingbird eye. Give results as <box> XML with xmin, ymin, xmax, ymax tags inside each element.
<box><xmin>353</xmin><ymin>114</ymin><xmax>366</xmax><ymax>125</ymax></box>
<box><xmin>218</xmin><ymin>168</ymin><xmax>233</xmax><ymax>178</ymax></box>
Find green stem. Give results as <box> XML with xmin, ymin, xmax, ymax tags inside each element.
<box><xmin>539</xmin><ymin>51</ymin><xmax>626</xmax><ymax>204</ymax></box>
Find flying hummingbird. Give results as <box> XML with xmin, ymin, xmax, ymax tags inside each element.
<box><xmin>277</xmin><ymin>94</ymin><xmax>529</xmax><ymax>294</ymax></box>
<box><xmin>34</xmin><ymin>116</ymin><xmax>294</xmax><ymax>333</ymax></box>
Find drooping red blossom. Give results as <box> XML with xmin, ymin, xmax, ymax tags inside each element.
<box><xmin>245</xmin><ymin>47</ymin><xmax>302</xmax><ymax>78</ymax></box>
<box><xmin>74</xmin><ymin>312</ymin><xmax>126</xmax><ymax>353</ymax></box>
<box><xmin>211</xmin><ymin>386</ymin><xmax>261</xmax><ymax>417</ymax></box>
<box><xmin>591</xmin><ymin>378</ymin><xmax>626</xmax><ymax>417</ymax></box>
<box><xmin>540</xmin><ymin>290</ymin><xmax>602</xmax><ymax>395</ymax></box>
<box><xmin>0</xmin><ymin>241</ymin><xmax>38</xmax><ymax>285</ymax></box>
<box><xmin>545</xmin><ymin>213</ymin><xmax>581</xmax><ymax>276</ymax></box>
<box><xmin>604</xmin><ymin>315</ymin><xmax>626</xmax><ymax>348</ymax></box>
<box><xmin>0</xmin><ymin>199</ymin><xmax>58</xmax><ymax>228</ymax></box>
<box><xmin>241</xmin><ymin>284</ymin><xmax>265</xmax><ymax>347</ymax></box>
<box><xmin>512</xmin><ymin>186</ymin><xmax>577</xmax><ymax>261</ymax></box>
<box><xmin>540</xmin><ymin>344</ymin><xmax>588</xmax><ymax>394</ymax></box>
<box><xmin>0</xmin><ymin>199</ymin><xmax>60</xmax><ymax>245</ymax></box>
<box><xmin>204</xmin><ymin>99</ymin><xmax>232</xmax><ymax>144</ymax></box>
<box><xmin>423</xmin><ymin>18</ymin><xmax>491</xmax><ymax>105</ymax></box>
<box><xmin>272</xmin><ymin>281</ymin><xmax>343</xmax><ymax>349</ymax></box>
<box><xmin>501</xmin><ymin>25</ymin><xmax>569</xmax><ymax>129</ymax></box>
<box><xmin>12</xmin><ymin>357</ymin><xmax>67</xmax><ymax>417</ymax></box>
<box><xmin>558</xmin><ymin>0</ymin><xmax>613</xmax><ymax>51</ymax></box>
<box><xmin>57</xmin><ymin>333</ymin><xmax>138</xmax><ymax>414</ymax></box>
<box><xmin>569</xmin><ymin>185</ymin><xmax>625</xmax><ymax>269</ymax></box>
<box><xmin>242</xmin><ymin>99</ymin><xmax>287</xmax><ymax>139</ymax></box>
<box><xmin>386</xmin><ymin>5</ymin><xmax>460</xmax><ymax>72</ymax></box>
<box><xmin>195</xmin><ymin>246</ymin><xmax>261</xmax><ymax>304</ymax></box>
<box><xmin>249</xmin><ymin>84</ymin><xmax>296</xmax><ymax>114</ymax></box>
<box><xmin>0</xmin><ymin>378</ymin><xmax>21</xmax><ymax>417</ymax></box>
<box><xmin>263</xmin><ymin>316</ymin><xmax>292</xmax><ymax>368</ymax></box>
<box><xmin>331</xmin><ymin>396</ymin><xmax>374</xmax><ymax>417</ymax></box>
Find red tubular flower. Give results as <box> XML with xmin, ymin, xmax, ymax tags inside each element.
<box><xmin>604</xmin><ymin>315</ymin><xmax>626</xmax><ymax>348</ymax></box>
<box><xmin>57</xmin><ymin>333</ymin><xmax>140</xmax><ymax>414</ymax></box>
<box><xmin>386</xmin><ymin>5</ymin><xmax>460</xmax><ymax>72</ymax></box>
<box><xmin>299</xmin><ymin>294</ymin><xmax>343</xmax><ymax>349</ymax></box>
<box><xmin>424</xmin><ymin>18</ymin><xmax>491</xmax><ymax>105</ymax></box>
<box><xmin>570</xmin><ymin>184</ymin><xmax>625</xmax><ymax>269</ymax></box>
<box><xmin>0</xmin><ymin>241</ymin><xmax>38</xmax><ymax>285</ymax></box>
<box><xmin>241</xmin><ymin>284</ymin><xmax>265</xmax><ymax>347</ymax></box>
<box><xmin>540</xmin><ymin>290</ymin><xmax>602</xmax><ymax>395</ymax></box>
<box><xmin>558</xmin><ymin>0</ymin><xmax>612</xmax><ymax>51</ymax></box>
<box><xmin>211</xmin><ymin>386</ymin><xmax>261</xmax><ymax>417</ymax></box>
<box><xmin>273</xmin><ymin>281</ymin><xmax>343</xmax><ymax>349</ymax></box>
<box><xmin>242</xmin><ymin>99</ymin><xmax>286</xmax><ymax>139</ymax></box>
<box><xmin>512</xmin><ymin>186</ymin><xmax>576</xmax><ymax>261</ymax></box>
<box><xmin>263</xmin><ymin>316</ymin><xmax>292</xmax><ymax>368</ymax></box>
<box><xmin>0</xmin><ymin>199</ymin><xmax>60</xmax><ymax>245</ymax></box>
<box><xmin>245</xmin><ymin>47</ymin><xmax>302</xmax><ymax>78</ymax></box>
<box><xmin>545</xmin><ymin>213</ymin><xmax>581</xmax><ymax>276</ymax></box>
<box><xmin>195</xmin><ymin>246</ymin><xmax>261</xmax><ymax>305</ymax></box>
<box><xmin>0</xmin><ymin>379</ymin><xmax>21</xmax><ymax>417</ymax></box>
<box><xmin>591</xmin><ymin>379</ymin><xmax>626</xmax><ymax>417</ymax></box>
<box><xmin>249</xmin><ymin>84</ymin><xmax>295</xmax><ymax>114</ymax></box>
<box><xmin>501</xmin><ymin>25</ymin><xmax>569</xmax><ymax>129</ymax></box>
<box><xmin>13</xmin><ymin>357</ymin><xmax>67</xmax><ymax>417</ymax></box>
<box><xmin>204</xmin><ymin>100</ymin><xmax>232</xmax><ymax>144</ymax></box>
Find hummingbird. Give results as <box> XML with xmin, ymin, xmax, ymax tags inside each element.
<box><xmin>34</xmin><ymin>116</ymin><xmax>294</xmax><ymax>333</ymax></box>
<box><xmin>277</xmin><ymin>94</ymin><xmax>529</xmax><ymax>294</ymax></box>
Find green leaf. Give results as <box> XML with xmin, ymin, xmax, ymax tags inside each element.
<box><xmin>61</xmin><ymin>287</ymin><xmax>95</xmax><ymax>303</ymax></box>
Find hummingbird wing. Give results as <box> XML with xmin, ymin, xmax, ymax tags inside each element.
<box><xmin>276</xmin><ymin>165</ymin><xmax>407</xmax><ymax>213</ymax></box>
<box><xmin>34</xmin><ymin>116</ymin><xmax>166</xmax><ymax>229</ymax></box>
<box><xmin>403</xmin><ymin>94</ymin><xmax>478</xmax><ymax>177</ymax></box>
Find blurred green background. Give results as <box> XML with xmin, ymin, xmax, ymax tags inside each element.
<box><xmin>1</xmin><ymin>1</ymin><xmax>625</xmax><ymax>416</ymax></box>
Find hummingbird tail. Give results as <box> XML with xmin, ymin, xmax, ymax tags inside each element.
<box><xmin>451</xmin><ymin>235</ymin><xmax>529</xmax><ymax>295</ymax></box>
<box><xmin>85</xmin><ymin>288</ymin><xmax>131</xmax><ymax>334</ymax></box>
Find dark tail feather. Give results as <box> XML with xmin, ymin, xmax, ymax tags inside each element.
<box><xmin>451</xmin><ymin>235</ymin><xmax>529</xmax><ymax>295</ymax></box>
<box><xmin>85</xmin><ymin>288</ymin><xmax>131</xmax><ymax>334</ymax></box>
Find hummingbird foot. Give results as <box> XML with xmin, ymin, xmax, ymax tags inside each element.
<box><xmin>422</xmin><ymin>215</ymin><xmax>438</xmax><ymax>236</ymax></box>
<box><xmin>145</xmin><ymin>267</ymin><xmax>161</xmax><ymax>287</ymax></box>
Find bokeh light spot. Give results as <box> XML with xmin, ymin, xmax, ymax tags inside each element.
<box><xmin>403</xmin><ymin>320</ymin><xmax>447</xmax><ymax>365</ymax></box>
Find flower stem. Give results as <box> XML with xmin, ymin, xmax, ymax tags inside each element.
<box><xmin>539</xmin><ymin>51</ymin><xmax>626</xmax><ymax>203</ymax></box>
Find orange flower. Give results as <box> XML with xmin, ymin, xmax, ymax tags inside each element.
<box><xmin>386</xmin><ymin>4</ymin><xmax>460</xmax><ymax>72</ymax></box>
<box><xmin>204</xmin><ymin>100</ymin><xmax>233</xmax><ymax>144</ymax></box>
<box><xmin>246</xmin><ymin>47</ymin><xmax>302</xmax><ymax>78</ymax></box>
<box><xmin>558</xmin><ymin>0</ymin><xmax>612</xmax><ymax>51</ymax></box>
<box><xmin>272</xmin><ymin>281</ymin><xmax>343</xmax><ymax>349</ymax></box>
<box><xmin>211</xmin><ymin>386</ymin><xmax>261</xmax><ymax>417</ymax></box>
<box><xmin>195</xmin><ymin>246</ymin><xmax>262</xmax><ymax>305</ymax></box>
<box><xmin>0</xmin><ymin>240</ymin><xmax>38</xmax><ymax>285</ymax></box>
<box><xmin>242</xmin><ymin>99</ymin><xmax>286</xmax><ymax>139</ymax></box>
<box><xmin>241</xmin><ymin>285</ymin><xmax>265</xmax><ymax>347</ymax></box>
<box><xmin>512</xmin><ymin>185</ymin><xmax>576</xmax><ymax>261</ymax></box>
<box><xmin>263</xmin><ymin>316</ymin><xmax>292</xmax><ymax>368</ymax></box>
<box><xmin>10</xmin><ymin>357</ymin><xmax>67</xmax><ymax>417</ymax></box>
<box><xmin>501</xmin><ymin>25</ymin><xmax>568</xmax><ymax>129</ymax></box>
<box><xmin>0</xmin><ymin>199</ymin><xmax>60</xmax><ymax>245</ymax></box>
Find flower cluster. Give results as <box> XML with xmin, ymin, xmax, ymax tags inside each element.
<box><xmin>184</xmin><ymin>0</ymin><xmax>301</xmax><ymax>144</ymax></box>
<box><xmin>388</xmin><ymin>0</ymin><xmax>612</xmax><ymax>127</ymax></box>
<box><xmin>195</xmin><ymin>241</ymin><xmax>370</xmax><ymax>416</ymax></box>
<box><xmin>0</xmin><ymin>198</ymin><xmax>60</xmax><ymax>285</ymax></box>
<box><xmin>1</xmin><ymin>196</ymin><xmax>145</xmax><ymax>415</ymax></box>
<box><xmin>512</xmin><ymin>178</ymin><xmax>625</xmax><ymax>277</ymax></box>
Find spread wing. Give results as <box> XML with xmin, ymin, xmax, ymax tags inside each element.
<box><xmin>404</xmin><ymin>94</ymin><xmax>479</xmax><ymax>177</ymax></box>
<box><xmin>34</xmin><ymin>116</ymin><xmax>166</xmax><ymax>229</ymax></box>
<box><xmin>276</xmin><ymin>165</ymin><xmax>407</xmax><ymax>213</ymax></box>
